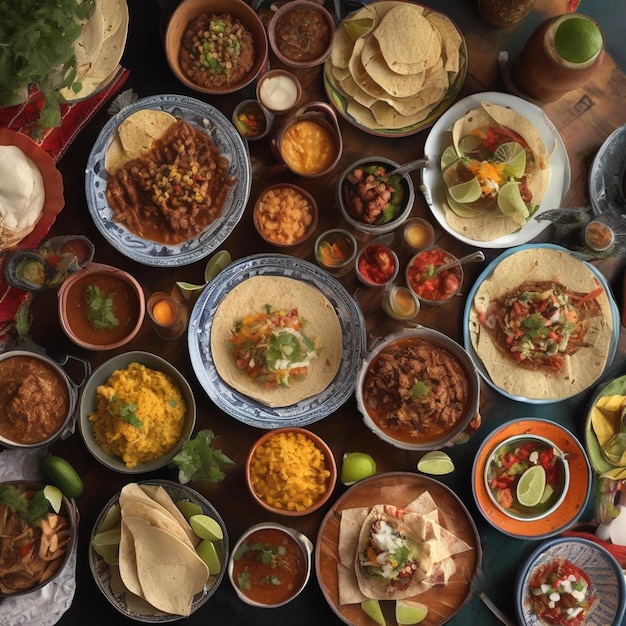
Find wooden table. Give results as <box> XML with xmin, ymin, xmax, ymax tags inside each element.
<box><xmin>14</xmin><ymin>1</ymin><xmax>626</xmax><ymax>624</ymax></box>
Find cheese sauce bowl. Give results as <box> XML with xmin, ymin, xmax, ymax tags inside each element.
<box><xmin>272</xmin><ymin>102</ymin><xmax>343</xmax><ymax>178</ymax></box>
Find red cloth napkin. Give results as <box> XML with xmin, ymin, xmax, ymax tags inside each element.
<box><xmin>0</xmin><ymin>66</ymin><xmax>130</xmax><ymax>163</ymax></box>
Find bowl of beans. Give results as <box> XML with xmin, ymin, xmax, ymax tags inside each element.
<box><xmin>406</xmin><ymin>246</ymin><xmax>463</xmax><ymax>305</ymax></box>
<box><xmin>337</xmin><ymin>156</ymin><xmax>415</xmax><ymax>235</ymax></box>
<box><xmin>267</xmin><ymin>0</ymin><xmax>335</xmax><ymax>69</ymax></box>
<box><xmin>355</xmin><ymin>242</ymin><xmax>399</xmax><ymax>288</ymax></box>
<box><xmin>245</xmin><ymin>427</ymin><xmax>337</xmax><ymax>516</ymax></box>
<box><xmin>253</xmin><ymin>183</ymin><xmax>318</xmax><ymax>247</ymax></box>
<box><xmin>164</xmin><ymin>0</ymin><xmax>268</xmax><ymax>95</ymax></box>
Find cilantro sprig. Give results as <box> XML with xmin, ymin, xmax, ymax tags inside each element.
<box><xmin>86</xmin><ymin>284</ymin><xmax>119</xmax><ymax>330</ymax></box>
<box><xmin>109</xmin><ymin>396</ymin><xmax>143</xmax><ymax>429</ymax></box>
<box><xmin>173</xmin><ymin>429</ymin><xmax>233</xmax><ymax>484</ymax></box>
<box><xmin>0</xmin><ymin>485</ymin><xmax>51</xmax><ymax>524</ymax></box>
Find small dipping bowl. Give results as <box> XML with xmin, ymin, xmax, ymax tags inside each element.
<box><xmin>314</xmin><ymin>228</ymin><xmax>358</xmax><ymax>275</ymax></box>
<box><xmin>403</xmin><ymin>217</ymin><xmax>436</xmax><ymax>253</ymax></box>
<box><xmin>406</xmin><ymin>246</ymin><xmax>463</xmax><ymax>305</ymax></box>
<box><xmin>232</xmin><ymin>99</ymin><xmax>273</xmax><ymax>141</ymax></box>
<box><xmin>253</xmin><ymin>183</ymin><xmax>318</xmax><ymax>247</ymax></box>
<box><xmin>484</xmin><ymin>433</ymin><xmax>570</xmax><ymax>522</ymax></box>
<box><xmin>228</xmin><ymin>522</ymin><xmax>313</xmax><ymax>608</ymax></box>
<box><xmin>147</xmin><ymin>292</ymin><xmax>186</xmax><ymax>340</ymax></box>
<box><xmin>356</xmin><ymin>242</ymin><xmax>399</xmax><ymax>288</ymax></box>
<box><xmin>256</xmin><ymin>69</ymin><xmax>302</xmax><ymax>115</ymax></box>
<box><xmin>382</xmin><ymin>284</ymin><xmax>420</xmax><ymax>321</ymax></box>
<box><xmin>584</xmin><ymin>219</ymin><xmax>614</xmax><ymax>252</ymax></box>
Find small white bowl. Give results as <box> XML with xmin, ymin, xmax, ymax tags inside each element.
<box><xmin>228</xmin><ymin>522</ymin><xmax>313</xmax><ymax>608</ymax></box>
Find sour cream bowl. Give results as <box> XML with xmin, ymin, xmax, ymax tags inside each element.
<box><xmin>256</xmin><ymin>69</ymin><xmax>302</xmax><ymax>115</ymax></box>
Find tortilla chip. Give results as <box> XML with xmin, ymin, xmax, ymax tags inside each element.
<box><xmin>469</xmin><ymin>248</ymin><xmax>613</xmax><ymax>400</ymax></box>
<box><xmin>120</xmin><ymin>517</ymin><xmax>208</xmax><ymax>616</ymax></box>
<box><xmin>211</xmin><ymin>276</ymin><xmax>342</xmax><ymax>407</ymax></box>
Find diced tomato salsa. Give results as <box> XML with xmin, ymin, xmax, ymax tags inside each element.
<box><xmin>406</xmin><ymin>248</ymin><xmax>462</xmax><ymax>302</ymax></box>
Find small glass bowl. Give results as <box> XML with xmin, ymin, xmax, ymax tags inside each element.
<box><xmin>382</xmin><ymin>284</ymin><xmax>420</xmax><ymax>321</ymax></box>
<box><xmin>232</xmin><ymin>99</ymin><xmax>273</xmax><ymax>141</ymax></box>
<box><xmin>406</xmin><ymin>247</ymin><xmax>463</xmax><ymax>305</ymax></box>
<box><xmin>403</xmin><ymin>217</ymin><xmax>436</xmax><ymax>253</ymax></box>
<box><xmin>314</xmin><ymin>228</ymin><xmax>357</xmax><ymax>274</ymax></box>
<box><xmin>355</xmin><ymin>243</ymin><xmax>399</xmax><ymax>288</ymax></box>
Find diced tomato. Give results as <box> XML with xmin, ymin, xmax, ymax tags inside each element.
<box><xmin>499</xmin><ymin>488</ymin><xmax>513</xmax><ymax>509</ymax></box>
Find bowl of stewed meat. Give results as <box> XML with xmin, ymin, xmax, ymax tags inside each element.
<box><xmin>356</xmin><ymin>328</ymin><xmax>481</xmax><ymax>450</ymax></box>
<box><xmin>165</xmin><ymin>0</ymin><xmax>268</xmax><ymax>95</ymax></box>
<box><xmin>0</xmin><ymin>351</ymin><xmax>84</xmax><ymax>449</ymax></box>
<box><xmin>337</xmin><ymin>156</ymin><xmax>415</xmax><ymax>235</ymax></box>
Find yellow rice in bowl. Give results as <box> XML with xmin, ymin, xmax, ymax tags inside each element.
<box><xmin>89</xmin><ymin>362</ymin><xmax>186</xmax><ymax>468</ymax></box>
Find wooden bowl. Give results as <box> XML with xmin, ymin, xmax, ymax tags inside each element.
<box><xmin>57</xmin><ymin>263</ymin><xmax>145</xmax><ymax>351</ymax></box>
<box><xmin>164</xmin><ymin>0</ymin><xmax>268</xmax><ymax>95</ymax></box>
<box><xmin>245</xmin><ymin>427</ymin><xmax>337</xmax><ymax>516</ymax></box>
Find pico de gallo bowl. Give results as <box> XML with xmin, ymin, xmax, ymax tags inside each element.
<box><xmin>356</xmin><ymin>243</ymin><xmax>399</xmax><ymax>287</ymax></box>
<box><xmin>484</xmin><ymin>434</ymin><xmax>569</xmax><ymax>521</ymax></box>
<box><xmin>406</xmin><ymin>246</ymin><xmax>463</xmax><ymax>305</ymax></box>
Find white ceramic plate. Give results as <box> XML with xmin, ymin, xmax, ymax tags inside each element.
<box><xmin>421</xmin><ymin>91</ymin><xmax>571</xmax><ymax>248</ymax></box>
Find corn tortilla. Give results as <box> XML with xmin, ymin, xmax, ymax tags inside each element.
<box><xmin>210</xmin><ymin>276</ymin><xmax>342</xmax><ymax>407</ymax></box>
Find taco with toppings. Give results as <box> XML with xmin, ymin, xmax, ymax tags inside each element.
<box><xmin>441</xmin><ymin>101</ymin><xmax>551</xmax><ymax>242</ymax></box>
<box><xmin>469</xmin><ymin>247</ymin><xmax>613</xmax><ymax>400</ymax></box>
<box><xmin>210</xmin><ymin>276</ymin><xmax>342</xmax><ymax>407</ymax></box>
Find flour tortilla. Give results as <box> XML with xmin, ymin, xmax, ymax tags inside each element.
<box><xmin>468</xmin><ymin>248</ymin><xmax>613</xmax><ymax>400</ymax></box>
<box><xmin>0</xmin><ymin>145</ymin><xmax>45</xmax><ymax>250</ymax></box>
<box><xmin>444</xmin><ymin>101</ymin><xmax>552</xmax><ymax>242</ymax></box>
<box><xmin>211</xmin><ymin>276</ymin><xmax>342</xmax><ymax>407</ymax></box>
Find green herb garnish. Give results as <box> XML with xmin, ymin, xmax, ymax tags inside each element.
<box><xmin>85</xmin><ymin>284</ymin><xmax>119</xmax><ymax>330</ymax></box>
<box><xmin>0</xmin><ymin>485</ymin><xmax>51</xmax><ymax>524</ymax></box>
<box><xmin>110</xmin><ymin>395</ymin><xmax>143</xmax><ymax>429</ymax></box>
<box><xmin>410</xmin><ymin>380</ymin><xmax>430</xmax><ymax>398</ymax></box>
<box><xmin>173</xmin><ymin>429</ymin><xmax>234</xmax><ymax>484</ymax></box>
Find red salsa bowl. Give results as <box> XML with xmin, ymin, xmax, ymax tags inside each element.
<box><xmin>406</xmin><ymin>246</ymin><xmax>463</xmax><ymax>304</ymax></box>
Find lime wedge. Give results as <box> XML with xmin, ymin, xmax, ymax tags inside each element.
<box><xmin>97</xmin><ymin>503</ymin><xmax>121</xmax><ymax>533</ymax></box>
<box><xmin>92</xmin><ymin>527</ymin><xmax>122</xmax><ymax>565</ymax></box>
<box><xmin>43</xmin><ymin>485</ymin><xmax>63</xmax><ymax>514</ymax></box>
<box><xmin>196</xmin><ymin>539</ymin><xmax>221</xmax><ymax>575</ymax></box>
<box><xmin>176</xmin><ymin>499</ymin><xmax>203</xmax><ymax>521</ymax></box>
<box><xmin>448</xmin><ymin>176</ymin><xmax>482</xmax><ymax>204</ymax></box>
<box><xmin>440</xmin><ymin>146</ymin><xmax>459</xmax><ymax>170</ymax></box>
<box><xmin>341</xmin><ymin>452</ymin><xmax>376</xmax><ymax>486</ymax></box>
<box><xmin>516</xmin><ymin>465</ymin><xmax>547</xmax><ymax>508</ymax></box>
<box><xmin>190</xmin><ymin>514</ymin><xmax>224</xmax><ymax>541</ymax></box>
<box><xmin>494</xmin><ymin>141</ymin><xmax>526</xmax><ymax>178</ymax></box>
<box><xmin>396</xmin><ymin>599</ymin><xmax>429</xmax><ymax>625</ymax></box>
<box><xmin>176</xmin><ymin>281</ymin><xmax>206</xmax><ymax>301</ymax></box>
<box><xmin>417</xmin><ymin>451</ymin><xmax>454</xmax><ymax>475</ymax></box>
<box><xmin>344</xmin><ymin>18</ymin><xmax>372</xmax><ymax>41</ymax></box>
<box><xmin>457</xmin><ymin>134</ymin><xmax>482</xmax><ymax>157</ymax></box>
<box><xmin>361</xmin><ymin>599</ymin><xmax>385</xmax><ymax>626</ymax></box>
<box><xmin>204</xmin><ymin>250</ymin><xmax>231</xmax><ymax>283</ymax></box>
<box><xmin>497</xmin><ymin>181</ymin><xmax>529</xmax><ymax>224</ymax></box>
<box><xmin>445</xmin><ymin>193</ymin><xmax>488</xmax><ymax>218</ymax></box>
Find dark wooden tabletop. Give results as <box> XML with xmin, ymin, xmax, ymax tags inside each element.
<box><xmin>14</xmin><ymin>1</ymin><xmax>626</xmax><ymax>624</ymax></box>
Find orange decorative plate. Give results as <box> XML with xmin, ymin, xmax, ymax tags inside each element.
<box><xmin>315</xmin><ymin>471</ymin><xmax>481</xmax><ymax>626</ymax></box>
<box><xmin>472</xmin><ymin>419</ymin><xmax>592</xmax><ymax>539</ymax></box>
<box><xmin>0</xmin><ymin>128</ymin><xmax>65</xmax><ymax>250</ymax></box>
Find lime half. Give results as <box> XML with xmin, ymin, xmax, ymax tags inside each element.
<box><xmin>554</xmin><ymin>16</ymin><xmax>603</xmax><ymax>64</ymax></box>
<box><xmin>417</xmin><ymin>451</ymin><xmax>454</xmax><ymax>475</ymax></box>
<box><xmin>494</xmin><ymin>141</ymin><xmax>526</xmax><ymax>179</ymax></box>
<box><xmin>341</xmin><ymin>452</ymin><xmax>376</xmax><ymax>485</ymax></box>
<box><xmin>448</xmin><ymin>176</ymin><xmax>482</xmax><ymax>204</ymax></box>
<box><xmin>440</xmin><ymin>145</ymin><xmax>459</xmax><ymax>170</ymax></box>
<box><xmin>516</xmin><ymin>465</ymin><xmax>547</xmax><ymax>508</ymax></box>
<box><xmin>361</xmin><ymin>599</ymin><xmax>385</xmax><ymax>626</ymax></box>
<box><xmin>396</xmin><ymin>599</ymin><xmax>429</xmax><ymax>625</ymax></box>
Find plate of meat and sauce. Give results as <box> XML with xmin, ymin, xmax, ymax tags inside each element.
<box><xmin>85</xmin><ymin>94</ymin><xmax>251</xmax><ymax>267</ymax></box>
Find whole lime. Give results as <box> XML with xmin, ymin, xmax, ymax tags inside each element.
<box><xmin>554</xmin><ymin>16</ymin><xmax>603</xmax><ymax>64</ymax></box>
<box><xmin>340</xmin><ymin>452</ymin><xmax>376</xmax><ymax>485</ymax></box>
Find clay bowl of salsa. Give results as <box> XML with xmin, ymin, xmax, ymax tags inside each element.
<box><xmin>57</xmin><ymin>263</ymin><xmax>145</xmax><ymax>351</ymax></box>
<box><xmin>0</xmin><ymin>351</ymin><xmax>82</xmax><ymax>449</ymax></box>
<box><xmin>228</xmin><ymin>521</ymin><xmax>313</xmax><ymax>608</ymax></box>
<box><xmin>337</xmin><ymin>156</ymin><xmax>415</xmax><ymax>236</ymax></box>
<box><xmin>406</xmin><ymin>246</ymin><xmax>463</xmax><ymax>305</ymax></box>
<box><xmin>268</xmin><ymin>0</ymin><xmax>334</xmax><ymax>69</ymax></box>
<box><xmin>356</xmin><ymin>327</ymin><xmax>481</xmax><ymax>451</ymax></box>
<box><xmin>164</xmin><ymin>0</ymin><xmax>268</xmax><ymax>95</ymax></box>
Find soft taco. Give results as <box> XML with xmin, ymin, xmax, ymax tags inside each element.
<box><xmin>468</xmin><ymin>247</ymin><xmax>613</xmax><ymax>400</ymax></box>
<box><xmin>442</xmin><ymin>101</ymin><xmax>551</xmax><ymax>242</ymax></box>
<box><xmin>210</xmin><ymin>276</ymin><xmax>342</xmax><ymax>407</ymax></box>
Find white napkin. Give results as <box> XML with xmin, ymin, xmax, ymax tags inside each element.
<box><xmin>0</xmin><ymin>448</ymin><xmax>78</xmax><ymax>626</ymax></box>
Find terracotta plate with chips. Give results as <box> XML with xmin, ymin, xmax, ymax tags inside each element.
<box><xmin>315</xmin><ymin>472</ymin><xmax>481</xmax><ymax>626</ymax></box>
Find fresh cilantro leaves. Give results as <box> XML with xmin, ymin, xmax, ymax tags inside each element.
<box><xmin>172</xmin><ymin>429</ymin><xmax>234</xmax><ymax>484</ymax></box>
<box><xmin>85</xmin><ymin>284</ymin><xmax>119</xmax><ymax>330</ymax></box>
<box><xmin>409</xmin><ymin>380</ymin><xmax>430</xmax><ymax>398</ymax></box>
<box><xmin>0</xmin><ymin>485</ymin><xmax>51</xmax><ymax>524</ymax></box>
<box><xmin>109</xmin><ymin>396</ymin><xmax>143</xmax><ymax>429</ymax></box>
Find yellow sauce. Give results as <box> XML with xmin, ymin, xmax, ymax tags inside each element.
<box><xmin>280</xmin><ymin>120</ymin><xmax>336</xmax><ymax>175</ymax></box>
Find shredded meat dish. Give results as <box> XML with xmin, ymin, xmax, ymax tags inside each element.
<box><xmin>363</xmin><ymin>338</ymin><xmax>470</xmax><ymax>441</ymax></box>
<box><xmin>106</xmin><ymin>119</ymin><xmax>236</xmax><ymax>245</ymax></box>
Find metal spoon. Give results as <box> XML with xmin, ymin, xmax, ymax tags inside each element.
<box><xmin>387</xmin><ymin>157</ymin><xmax>429</xmax><ymax>177</ymax></box>
<box><xmin>432</xmin><ymin>250</ymin><xmax>486</xmax><ymax>276</ymax></box>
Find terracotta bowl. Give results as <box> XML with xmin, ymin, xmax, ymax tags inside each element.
<box><xmin>268</xmin><ymin>0</ymin><xmax>335</xmax><ymax>69</ymax></box>
<box><xmin>245</xmin><ymin>427</ymin><xmax>337</xmax><ymax>516</ymax></box>
<box><xmin>253</xmin><ymin>183</ymin><xmax>318</xmax><ymax>247</ymax></box>
<box><xmin>0</xmin><ymin>481</ymin><xmax>78</xmax><ymax>598</ymax></box>
<box><xmin>58</xmin><ymin>263</ymin><xmax>145</xmax><ymax>351</ymax></box>
<box><xmin>164</xmin><ymin>0</ymin><xmax>268</xmax><ymax>95</ymax></box>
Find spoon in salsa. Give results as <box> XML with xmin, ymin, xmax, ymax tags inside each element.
<box><xmin>432</xmin><ymin>250</ymin><xmax>486</xmax><ymax>276</ymax></box>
